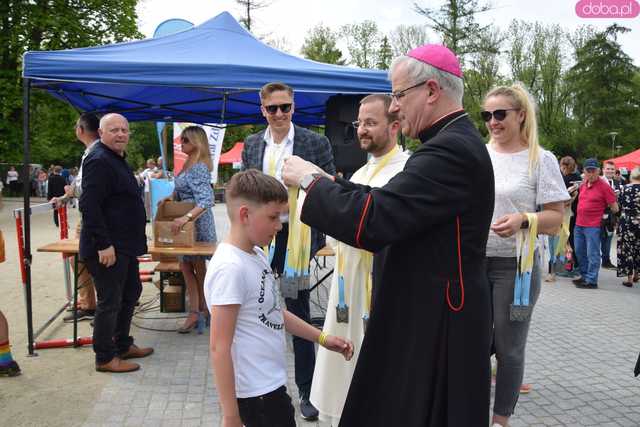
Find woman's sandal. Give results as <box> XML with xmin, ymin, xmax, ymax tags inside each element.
<box><xmin>178</xmin><ymin>312</ymin><xmax>200</xmax><ymax>334</ymax></box>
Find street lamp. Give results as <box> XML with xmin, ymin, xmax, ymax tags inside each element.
<box><xmin>608</xmin><ymin>131</ymin><xmax>619</xmax><ymax>158</ymax></box>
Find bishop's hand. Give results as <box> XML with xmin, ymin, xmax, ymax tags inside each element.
<box><xmin>283</xmin><ymin>156</ymin><xmax>324</xmax><ymax>187</ymax></box>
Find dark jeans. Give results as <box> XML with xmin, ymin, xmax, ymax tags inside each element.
<box><xmin>85</xmin><ymin>254</ymin><xmax>142</xmax><ymax>364</ymax></box>
<box><xmin>271</xmin><ymin>223</ymin><xmax>315</xmax><ymax>399</ymax></box>
<box><xmin>237</xmin><ymin>386</ymin><xmax>296</xmax><ymax>427</ymax></box>
<box><xmin>601</xmin><ymin>229</ymin><xmax>613</xmax><ymax>264</ymax></box>
<box><xmin>568</xmin><ymin>214</ymin><xmax>578</xmax><ymax>269</ymax></box>
<box><xmin>487</xmin><ymin>253</ymin><xmax>541</xmax><ymax>417</ymax></box>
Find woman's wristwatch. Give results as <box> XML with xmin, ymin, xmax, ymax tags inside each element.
<box><xmin>185</xmin><ymin>212</ymin><xmax>194</xmax><ymax>221</ymax></box>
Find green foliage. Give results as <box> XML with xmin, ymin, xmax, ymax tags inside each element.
<box><xmin>300</xmin><ymin>25</ymin><xmax>345</xmax><ymax>65</ymax></box>
<box><xmin>0</xmin><ymin>0</ymin><xmax>143</xmax><ymax>167</ymax></box>
<box><xmin>376</xmin><ymin>36</ymin><xmax>393</xmax><ymax>70</ymax></box>
<box><xmin>463</xmin><ymin>26</ymin><xmax>504</xmax><ymax>136</ymax></box>
<box><xmin>565</xmin><ymin>25</ymin><xmax>640</xmax><ymax>160</ymax></box>
<box><xmin>341</xmin><ymin>21</ymin><xmax>381</xmax><ymax>69</ymax></box>
<box><xmin>414</xmin><ymin>0</ymin><xmax>493</xmax><ymax>58</ymax></box>
<box><xmin>504</xmin><ymin>21</ymin><xmax>573</xmax><ymax>153</ymax></box>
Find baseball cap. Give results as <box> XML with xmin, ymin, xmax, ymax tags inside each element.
<box><xmin>583</xmin><ymin>158</ymin><xmax>599</xmax><ymax>170</ymax></box>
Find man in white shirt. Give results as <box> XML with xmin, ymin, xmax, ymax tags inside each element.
<box><xmin>309</xmin><ymin>94</ymin><xmax>408</xmax><ymax>424</ymax></box>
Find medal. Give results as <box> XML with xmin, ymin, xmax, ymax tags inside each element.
<box><xmin>336</xmin><ymin>305</ymin><xmax>349</xmax><ymax>323</ymax></box>
<box><xmin>280</xmin><ymin>277</ymin><xmax>298</xmax><ymax>299</ymax></box>
<box><xmin>336</xmin><ymin>274</ymin><xmax>349</xmax><ymax>323</ymax></box>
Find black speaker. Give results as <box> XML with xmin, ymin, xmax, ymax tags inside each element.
<box><xmin>325</xmin><ymin>95</ymin><xmax>366</xmax><ymax>176</ymax></box>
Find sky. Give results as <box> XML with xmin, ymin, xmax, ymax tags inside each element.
<box><xmin>136</xmin><ymin>0</ymin><xmax>640</xmax><ymax>66</ymax></box>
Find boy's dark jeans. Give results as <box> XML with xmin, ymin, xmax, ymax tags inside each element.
<box><xmin>85</xmin><ymin>254</ymin><xmax>142</xmax><ymax>364</ymax></box>
<box><xmin>237</xmin><ymin>386</ymin><xmax>296</xmax><ymax>427</ymax></box>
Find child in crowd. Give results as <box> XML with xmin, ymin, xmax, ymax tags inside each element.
<box><xmin>205</xmin><ymin>169</ymin><xmax>353</xmax><ymax>427</ymax></box>
<box><xmin>0</xmin><ymin>229</ymin><xmax>21</xmax><ymax>377</ymax></box>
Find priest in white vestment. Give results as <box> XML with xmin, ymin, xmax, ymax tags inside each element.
<box><xmin>310</xmin><ymin>94</ymin><xmax>409</xmax><ymax>425</ymax></box>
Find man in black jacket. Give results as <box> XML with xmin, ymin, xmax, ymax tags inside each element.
<box><xmin>47</xmin><ymin>165</ymin><xmax>67</xmax><ymax>227</ymax></box>
<box><xmin>80</xmin><ymin>113</ymin><xmax>153</xmax><ymax>373</ymax></box>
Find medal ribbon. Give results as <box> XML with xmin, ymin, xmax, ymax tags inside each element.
<box><xmin>554</xmin><ymin>209</ymin><xmax>571</xmax><ymax>262</ymax></box>
<box><xmin>282</xmin><ymin>186</ymin><xmax>311</xmax><ymax>287</ymax></box>
<box><xmin>514</xmin><ymin>213</ymin><xmax>538</xmax><ymax>307</ymax></box>
<box><xmin>338</xmin><ymin>146</ymin><xmax>400</xmax><ymax>321</ymax></box>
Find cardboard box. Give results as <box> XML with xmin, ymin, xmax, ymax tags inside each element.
<box><xmin>153</xmin><ymin>201</ymin><xmax>203</xmax><ymax>247</ymax></box>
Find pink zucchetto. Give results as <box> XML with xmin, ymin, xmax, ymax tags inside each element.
<box><xmin>407</xmin><ymin>44</ymin><xmax>462</xmax><ymax>78</ymax></box>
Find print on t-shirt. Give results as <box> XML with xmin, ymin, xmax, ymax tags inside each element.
<box><xmin>258</xmin><ymin>269</ymin><xmax>284</xmax><ymax>330</ymax></box>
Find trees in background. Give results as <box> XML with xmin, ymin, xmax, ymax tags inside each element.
<box><xmin>3</xmin><ymin>2</ymin><xmax>638</xmax><ymax>168</ymax></box>
<box><xmin>301</xmin><ymin>25</ymin><xmax>345</xmax><ymax>65</ymax></box>
<box><xmin>0</xmin><ymin>0</ymin><xmax>143</xmax><ymax>166</ymax></box>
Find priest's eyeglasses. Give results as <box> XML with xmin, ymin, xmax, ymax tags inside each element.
<box><xmin>480</xmin><ymin>109</ymin><xmax>519</xmax><ymax>122</ymax></box>
<box><xmin>390</xmin><ymin>80</ymin><xmax>428</xmax><ymax>101</ymax></box>
<box><xmin>264</xmin><ymin>103</ymin><xmax>292</xmax><ymax>114</ymax></box>
<box><xmin>351</xmin><ymin>120</ymin><xmax>379</xmax><ymax>130</ymax></box>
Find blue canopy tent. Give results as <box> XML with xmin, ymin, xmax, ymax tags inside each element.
<box><xmin>22</xmin><ymin>11</ymin><xmax>390</xmax><ymax>125</ymax></box>
<box><xmin>19</xmin><ymin>11</ymin><xmax>391</xmax><ymax>354</ymax></box>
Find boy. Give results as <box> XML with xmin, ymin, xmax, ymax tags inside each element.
<box><xmin>205</xmin><ymin>169</ymin><xmax>353</xmax><ymax>427</ymax></box>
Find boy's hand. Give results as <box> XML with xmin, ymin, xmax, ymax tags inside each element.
<box><xmin>221</xmin><ymin>415</ymin><xmax>242</xmax><ymax>427</ymax></box>
<box><xmin>324</xmin><ymin>335</ymin><xmax>354</xmax><ymax>361</ymax></box>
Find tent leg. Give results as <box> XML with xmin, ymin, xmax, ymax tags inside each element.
<box><xmin>22</xmin><ymin>78</ymin><xmax>35</xmax><ymax>357</ymax></box>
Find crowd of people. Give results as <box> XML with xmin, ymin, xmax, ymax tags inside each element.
<box><xmin>2</xmin><ymin>42</ymin><xmax>639</xmax><ymax>427</ymax></box>
<box><xmin>545</xmin><ymin>156</ymin><xmax>640</xmax><ymax>291</ymax></box>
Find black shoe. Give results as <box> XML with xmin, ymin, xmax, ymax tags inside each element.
<box><xmin>622</xmin><ymin>281</ymin><xmax>633</xmax><ymax>288</ymax></box>
<box><xmin>63</xmin><ymin>309</ymin><xmax>95</xmax><ymax>323</ymax></box>
<box><xmin>0</xmin><ymin>361</ymin><xmax>21</xmax><ymax>377</ymax></box>
<box><xmin>572</xmin><ymin>277</ymin><xmax>585</xmax><ymax>286</ymax></box>
<box><xmin>300</xmin><ymin>398</ymin><xmax>319</xmax><ymax>421</ymax></box>
<box><xmin>576</xmin><ymin>282</ymin><xmax>598</xmax><ymax>289</ymax></box>
<box><xmin>602</xmin><ymin>261</ymin><xmax>617</xmax><ymax>269</ymax></box>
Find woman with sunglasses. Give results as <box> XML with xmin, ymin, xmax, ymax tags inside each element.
<box><xmin>171</xmin><ymin>126</ymin><xmax>217</xmax><ymax>333</ymax></box>
<box><xmin>482</xmin><ymin>83</ymin><xmax>569</xmax><ymax>427</ymax></box>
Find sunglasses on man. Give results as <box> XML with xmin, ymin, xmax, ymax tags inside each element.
<box><xmin>480</xmin><ymin>109</ymin><xmax>519</xmax><ymax>122</ymax></box>
<box><xmin>264</xmin><ymin>103</ymin><xmax>293</xmax><ymax>115</ymax></box>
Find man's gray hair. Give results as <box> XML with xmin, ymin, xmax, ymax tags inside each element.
<box><xmin>388</xmin><ymin>56</ymin><xmax>464</xmax><ymax>104</ymax></box>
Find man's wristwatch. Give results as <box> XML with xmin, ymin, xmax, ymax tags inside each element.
<box><xmin>300</xmin><ymin>173</ymin><xmax>321</xmax><ymax>192</ymax></box>
<box><xmin>185</xmin><ymin>212</ymin><xmax>194</xmax><ymax>221</ymax></box>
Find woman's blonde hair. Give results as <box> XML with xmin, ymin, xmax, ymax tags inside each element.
<box><xmin>484</xmin><ymin>82</ymin><xmax>540</xmax><ymax>175</ymax></box>
<box><xmin>181</xmin><ymin>126</ymin><xmax>213</xmax><ymax>172</ymax></box>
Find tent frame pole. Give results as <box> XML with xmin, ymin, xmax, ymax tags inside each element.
<box><xmin>22</xmin><ymin>77</ymin><xmax>36</xmax><ymax>356</ymax></box>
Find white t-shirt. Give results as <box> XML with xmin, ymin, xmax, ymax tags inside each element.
<box><xmin>486</xmin><ymin>145</ymin><xmax>570</xmax><ymax>257</ymax></box>
<box><xmin>204</xmin><ymin>242</ymin><xmax>287</xmax><ymax>398</ymax></box>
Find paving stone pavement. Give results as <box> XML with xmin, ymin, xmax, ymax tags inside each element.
<box><xmin>80</xmin><ymin>206</ymin><xmax>640</xmax><ymax>426</ymax></box>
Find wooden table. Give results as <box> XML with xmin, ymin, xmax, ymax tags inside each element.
<box><xmin>36</xmin><ymin>239</ymin><xmax>217</xmax><ymax>347</ymax></box>
<box><xmin>148</xmin><ymin>242</ymin><xmax>217</xmax><ymax>257</ymax></box>
<box><xmin>38</xmin><ymin>240</ymin><xmax>217</xmax><ymax>257</ymax></box>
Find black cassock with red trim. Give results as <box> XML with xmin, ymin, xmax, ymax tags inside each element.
<box><xmin>302</xmin><ymin>110</ymin><xmax>495</xmax><ymax>426</ymax></box>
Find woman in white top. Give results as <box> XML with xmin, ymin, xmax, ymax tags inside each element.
<box><xmin>483</xmin><ymin>83</ymin><xmax>569</xmax><ymax>427</ymax></box>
